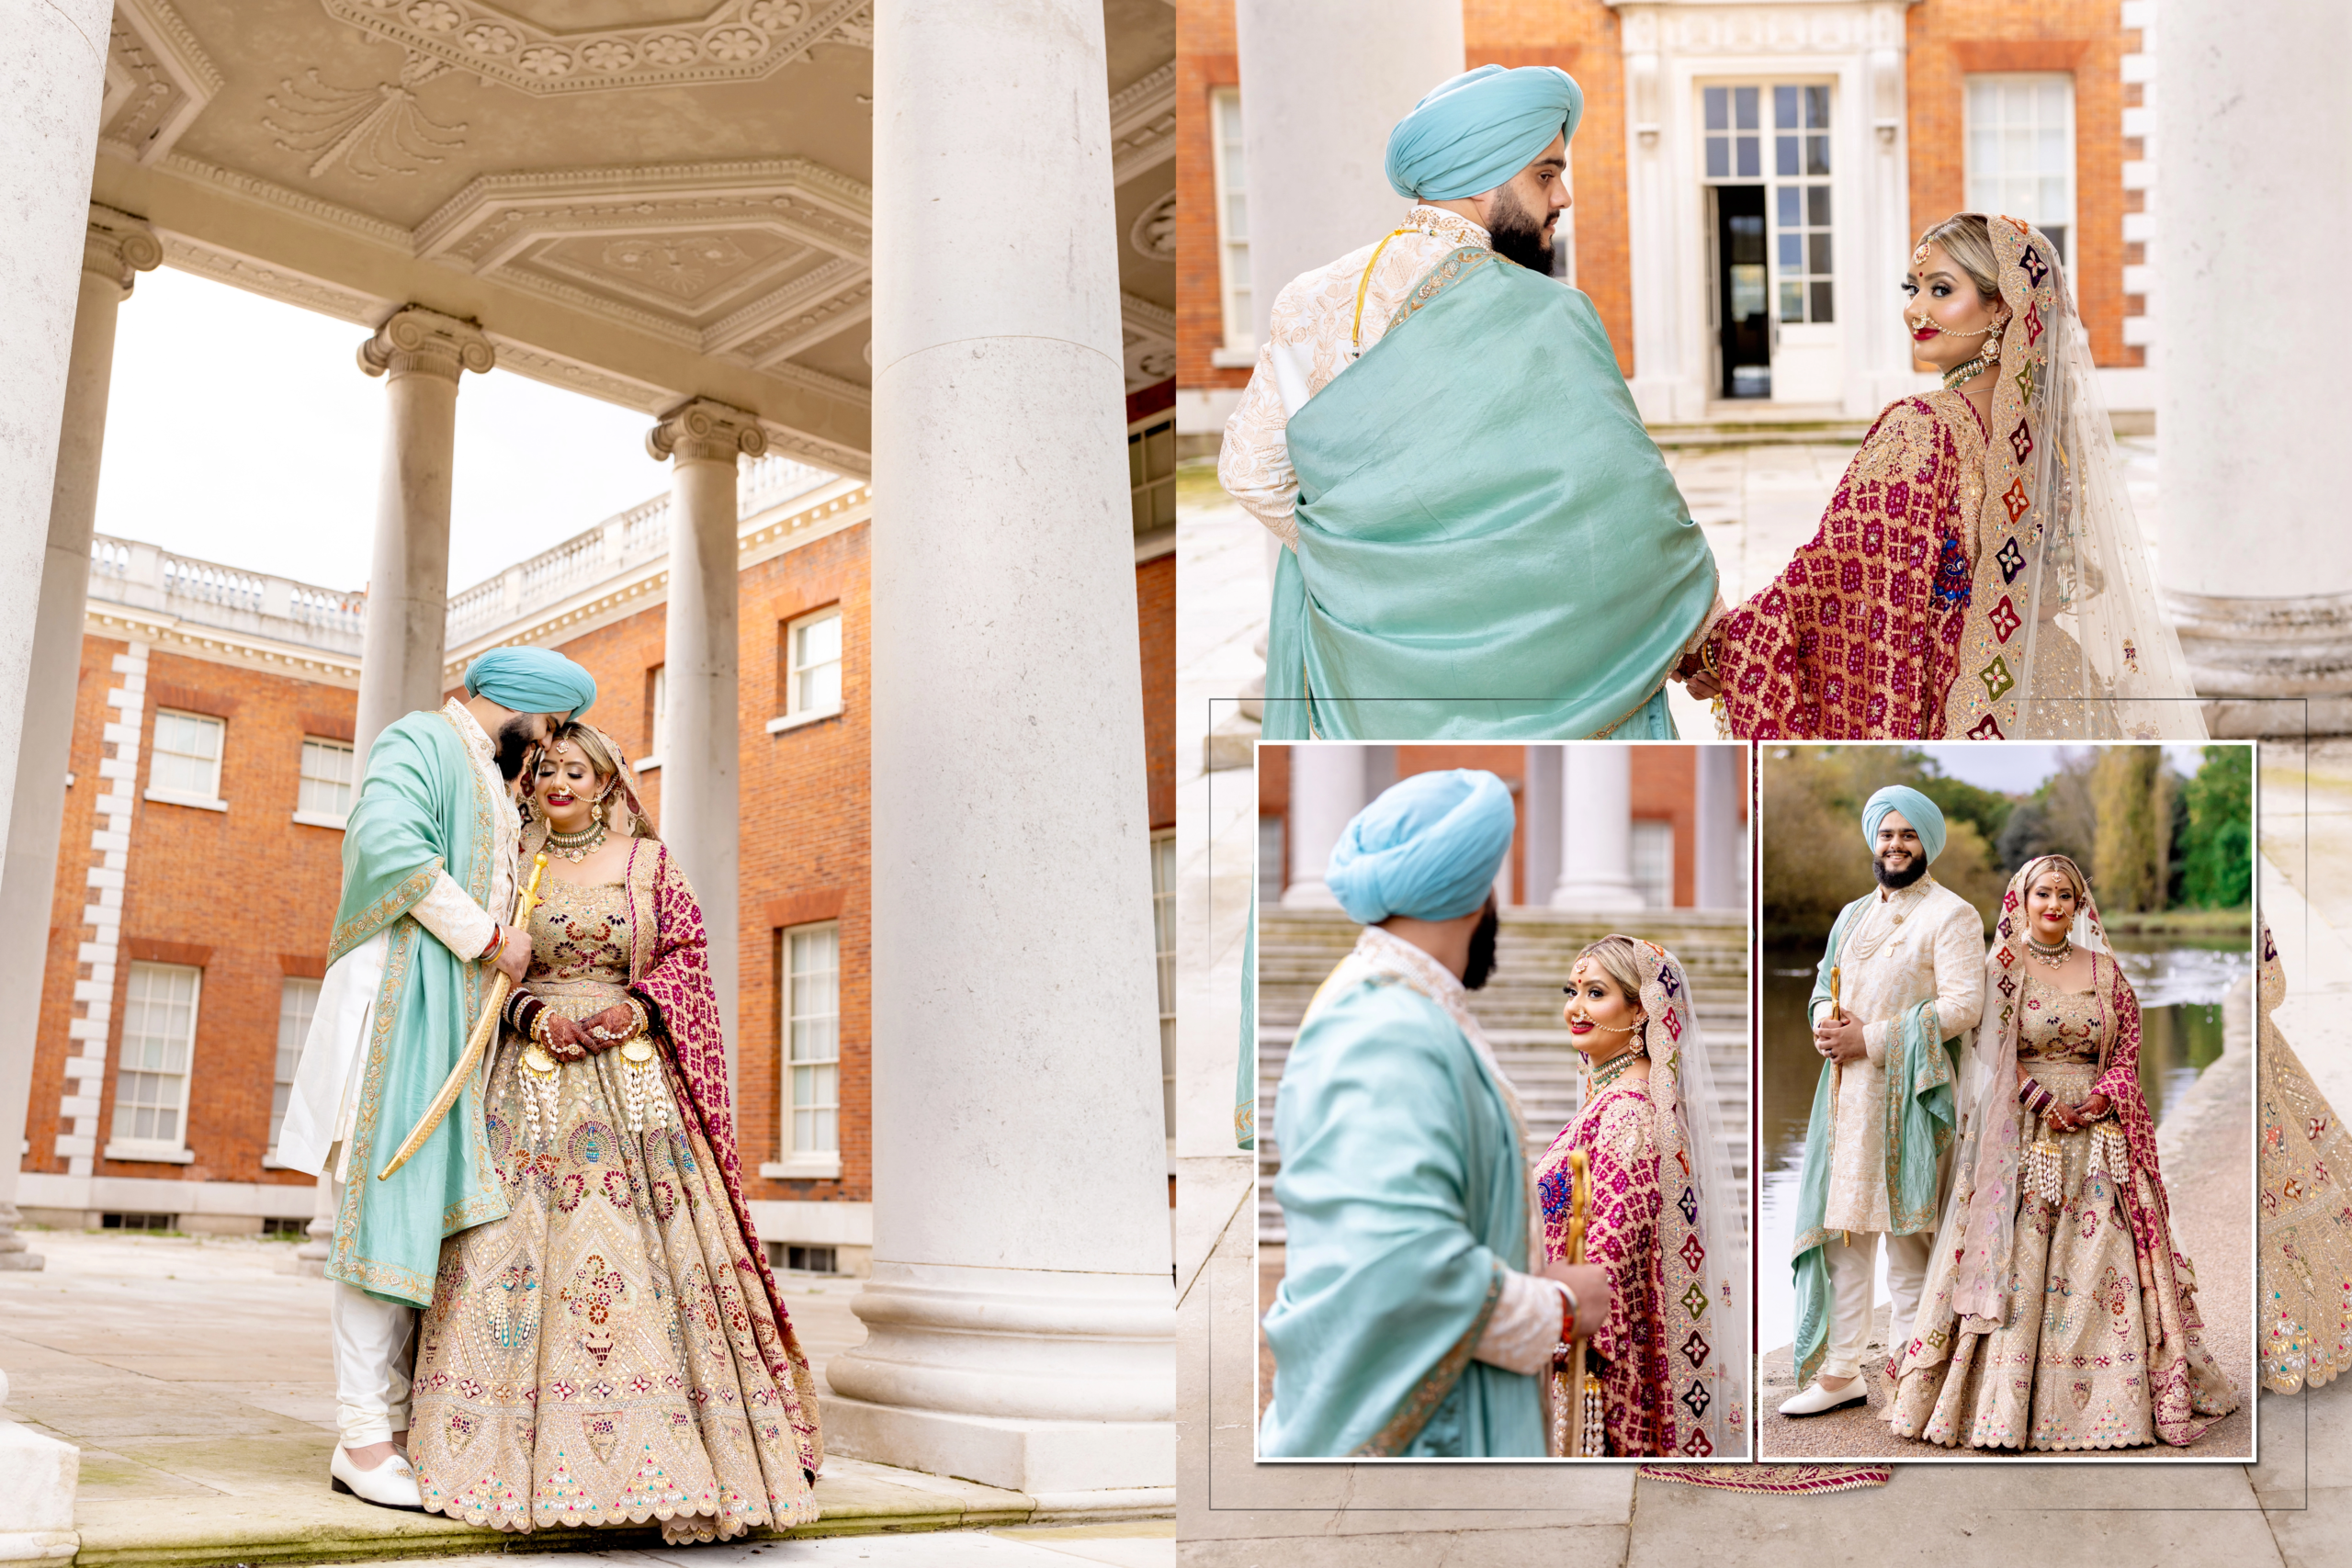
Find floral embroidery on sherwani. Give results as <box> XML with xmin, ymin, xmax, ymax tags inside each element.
<box><xmin>1539</xmin><ymin>1080</ymin><xmax>1668</xmax><ymax>1456</ymax></box>
<box><xmin>1708</xmin><ymin>391</ymin><xmax>1987</xmax><ymax>739</ymax></box>
<box><xmin>410</xmin><ymin>842</ymin><xmax>819</xmax><ymax>1540</ymax></box>
<box><xmin>1217</xmin><ymin>205</ymin><xmax>1496</xmax><ymax>546</ymax></box>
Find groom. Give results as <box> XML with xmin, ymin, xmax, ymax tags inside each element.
<box><xmin>1220</xmin><ymin>64</ymin><xmax>1719</xmax><ymax>739</ymax></box>
<box><xmin>1261</xmin><ymin>770</ymin><xmax>1609</xmax><ymax>1456</ymax></box>
<box><xmin>277</xmin><ymin>648</ymin><xmax>597</xmax><ymax>1507</ymax></box>
<box><xmin>1781</xmin><ymin>786</ymin><xmax>1984</xmax><ymax>1418</ymax></box>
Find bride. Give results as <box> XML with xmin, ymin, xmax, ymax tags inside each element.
<box><xmin>1535</xmin><ymin>937</ymin><xmax>1747</xmax><ymax>1458</ymax></box>
<box><xmin>1886</xmin><ymin>854</ymin><xmax>2236</xmax><ymax>1448</ymax></box>
<box><xmin>408</xmin><ymin>723</ymin><xmax>821</xmax><ymax>1539</ymax></box>
<box><xmin>1680</xmin><ymin>213</ymin><xmax>2201</xmax><ymax>741</ymax></box>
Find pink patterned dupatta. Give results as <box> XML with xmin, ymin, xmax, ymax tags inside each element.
<box><xmin>620</xmin><ymin>837</ymin><xmax>825</xmax><ymax>1478</ymax></box>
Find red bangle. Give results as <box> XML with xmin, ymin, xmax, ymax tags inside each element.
<box><xmin>481</xmin><ymin>924</ymin><xmax>502</xmax><ymax>960</ymax></box>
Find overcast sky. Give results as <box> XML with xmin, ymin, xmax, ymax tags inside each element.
<box><xmin>1924</xmin><ymin>742</ymin><xmax>2215</xmax><ymax>794</ymax></box>
<box><xmin>96</xmin><ymin>265</ymin><xmax>675</xmax><ymax>594</ymax></box>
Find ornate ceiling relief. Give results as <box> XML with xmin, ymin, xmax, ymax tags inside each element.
<box><xmin>1121</xmin><ymin>293</ymin><xmax>1175</xmax><ymax>389</ymax></box>
<box><xmin>101</xmin><ymin>0</ymin><xmax>221</xmax><ymax>164</ymax></box>
<box><xmin>319</xmin><ymin>0</ymin><xmax>873</xmax><ymax>96</ymax></box>
<box><xmin>265</xmin><ymin>51</ymin><xmax>469</xmax><ymax>180</ymax></box>
<box><xmin>414</xmin><ymin>159</ymin><xmax>874</xmax><ymax>373</ymax></box>
<box><xmin>1129</xmin><ymin>192</ymin><xmax>1176</xmax><ymax>264</ymax></box>
<box><xmin>1108</xmin><ymin>62</ymin><xmax>1175</xmax><ymax>183</ymax></box>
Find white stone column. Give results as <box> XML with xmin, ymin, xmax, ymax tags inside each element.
<box><xmin>835</xmin><ymin>0</ymin><xmax>1172</xmax><ymax>1496</ymax></box>
<box><xmin>648</xmin><ymin>398</ymin><xmax>763</xmax><ymax>1091</ymax></box>
<box><xmin>1231</xmin><ymin>1</ymin><xmax>1461</xmax><ymax>714</ymax></box>
<box><xmin>1282</xmin><ymin>746</ymin><xmax>1371</xmax><ymax>909</ymax></box>
<box><xmin>1553</xmin><ymin>746</ymin><xmax>1643</xmax><ymax>910</ymax></box>
<box><xmin>0</xmin><ymin>1</ymin><xmax>109</xmax><ymax>1531</ymax></box>
<box><xmin>353</xmin><ymin>307</ymin><xmax>493</xmax><ymax>761</ymax></box>
<box><xmin>0</xmin><ymin>208</ymin><xmax>160</xmax><ymax>1272</ymax></box>
<box><xmin>2159</xmin><ymin>0</ymin><xmax>2352</xmax><ymax>736</ymax></box>
<box><xmin>1693</xmin><ymin>745</ymin><xmax>1743</xmax><ymax>911</ymax></box>
<box><xmin>1616</xmin><ymin>13</ymin><xmax>1685</xmax><ymax>422</ymax></box>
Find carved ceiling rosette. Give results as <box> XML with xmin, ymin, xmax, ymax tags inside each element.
<box><xmin>319</xmin><ymin>0</ymin><xmax>873</xmax><ymax>96</ymax></box>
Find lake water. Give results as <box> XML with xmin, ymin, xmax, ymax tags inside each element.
<box><xmin>1753</xmin><ymin>933</ymin><xmax>2251</xmax><ymax>1353</ymax></box>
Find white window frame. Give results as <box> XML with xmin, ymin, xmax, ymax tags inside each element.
<box><xmin>767</xmin><ymin>606</ymin><xmax>844</xmax><ymax>735</ymax></box>
<box><xmin>1631</xmin><ymin>819</ymin><xmax>1677</xmax><ymax>910</ymax></box>
<box><xmin>763</xmin><ymin>919</ymin><xmax>842</xmax><ymax>1179</ymax></box>
<box><xmin>1964</xmin><ymin>73</ymin><xmax>2077</xmax><ymax>264</ymax></box>
<box><xmin>293</xmin><ymin>737</ymin><xmax>354</xmax><ymax>829</ymax></box>
<box><xmin>1151</xmin><ymin>829</ymin><xmax>1176</xmax><ymax>1149</ymax></box>
<box><xmin>1209</xmin><ymin>86</ymin><xmax>1255</xmax><ymax>367</ymax></box>
<box><xmin>266</xmin><ymin>976</ymin><xmax>321</xmax><ymax>1164</ymax></box>
<box><xmin>1130</xmin><ymin>412</ymin><xmax>1177</xmax><ymax>542</ymax></box>
<box><xmin>145</xmin><ymin>709</ymin><xmax>227</xmax><ymax>812</ymax></box>
<box><xmin>107</xmin><ymin>961</ymin><xmax>202</xmax><ymax>1163</ymax></box>
<box><xmin>636</xmin><ymin>665</ymin><xmax>666</xmax><ymax>773</ymax></box>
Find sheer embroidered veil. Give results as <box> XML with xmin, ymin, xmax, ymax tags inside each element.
<box><xmin>1941</xmin><ymin>217</ymin><xmax>2206</xmax><ymax>741</ymax></box>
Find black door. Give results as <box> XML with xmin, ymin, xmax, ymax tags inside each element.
<box><xmin>1716</xmin><ymin>185</ymin><xmax>1770</xmax><ymax>399</ymax></box>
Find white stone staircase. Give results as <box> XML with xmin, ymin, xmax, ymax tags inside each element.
<box><xmin>1254</xmin><ymin>907</ymin><xmax>1750</xmax><ymax>1248</ymax></box>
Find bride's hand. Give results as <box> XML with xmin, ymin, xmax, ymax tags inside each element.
<box><xmin>1683</xmin><ymin>670</ymin><xmax>1724</xmax><ymax>701</ymax></box>
<box><xmin>541</xmin><ymin>1012</ymin><xmax>594</xmax><ymax>1062</ymax></box>
<box><xmin>579</xmin><ymin>1003</ymin><xmax>639</xmax><ymax>1053</ymax></box>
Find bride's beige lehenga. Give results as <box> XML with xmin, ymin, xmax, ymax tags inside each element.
<box><xmin>411</xmin><ymin>872</ymin><xmax>820</xmax><ymax>1540</ymax></box>
<box><xmin>1889</xmin><ymin>962</ymin><xmax>2160</xmax><ymax>1448</ymax></box>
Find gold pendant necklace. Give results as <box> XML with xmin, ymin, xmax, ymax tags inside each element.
<box><xmin>2027</xmin><ymin>934</ymin><xmax>2072</xmax><ymax>969</ymax></box>
<box><xmin>546</xmin><ymin>820</ymin><xmax>607</xmax><ymax>863</ymax></box>
<box><xmin>1588</xmin><ymin>1046</ymin><xmax>1645</xmax><ymax>1092</ymax></box>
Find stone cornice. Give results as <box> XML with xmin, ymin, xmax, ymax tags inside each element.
<box><xmin>359</xmin><ymin>306</ymin><xmax>497</xmax><ymax>382</ymax></box>
<box><xmin>85</xmin><ymin>205</ymin><xmax>164</xmax><ymax>294</ymax></box>
<box><xmin>1109</xmin><ymin>61</ymin><xmax>1177</xmax><ymax>186</ymax></box>
<box><xmin>84</xmin><ymin>608</ymin><xmax>363</xmax><ymax>689</ymax></box>
<box><xmin>414</xmin><ymin>157</ymin><xmax>873</xmax><ymax>259</ymax></box>
<box><xmin>153</xmin><ymin>153</ymin><xmax>414</xmax><ymax>249</ymax></box>
<box><xmin>649</xmin><ymin>397</ymin><xmax>769</xmax><ymax>465</ymax></box>
<box><xmin>442</xmin><ymin>481</ymin><xmax>874</xmax><ymax>676</ymax></box>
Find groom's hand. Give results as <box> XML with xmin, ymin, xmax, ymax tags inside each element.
<box><xmin>1814</xmin><ymin>1014</ymin><xmax>1868</xmax><ymax>1064</ymax></box>
<box><xmin>1540</xmin><ymin>1260</ymin><xmax>1613</xmax><ymax>1340</ymax></box>
<box><xmin>493</xmin><ymin>924</ymin><xmax>532</xmax><ymax>984</ymax></box>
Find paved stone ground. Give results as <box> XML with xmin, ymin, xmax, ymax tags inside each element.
<box><xmin>0</xmin><ymin>1232</ymin><xmax>1173</xmax><ymax>1565</ymax></box>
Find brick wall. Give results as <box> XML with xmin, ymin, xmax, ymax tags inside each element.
<box><xmin>1905</xmin><ymin>0</ymin><xmax>2140</xmax><ymax>367</ymax></box>
<box><xmin>1466</xmin><ymin>2</ymin><xmax>1636</xmax><ymax>376</ymax></box>
<box><xmin>21</xmin><ymin>639</ymin><xmax>355</xmax><ymax>1189</ymax></box>
<box><xmin>1175</xmin><ymin>0</ymin><xmax>1246</xmax><ymax>391</ymax></box>
<box><xmin>1139</xmin><ymin>551</ymin><xmax>1176</xmax><ymax>831</ymax></box>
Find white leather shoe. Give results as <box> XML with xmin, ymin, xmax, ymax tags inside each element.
<box><xmin>1777</xmin><ymin>1379</ymin><xmax>1869</xmax><ymax>1417</ymax></box>
<box><xmin>330</xmin><ymin>1445</ymin><xmax>424</xmax><ymax>1510</ymax></box>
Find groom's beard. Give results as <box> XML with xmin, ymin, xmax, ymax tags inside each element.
<box><xmin>493</xmin><ymin>716</ymin><xmax>539</xmax><ymax>782</ymax></box>
<box><xmin>1874</xmin><ymin>852</ymin><xmax>1929</xmax><ymax>890</ymax></box>
<box><xmin>1463</xmin><ymin>897</ymin><xmax>1501</xmax><ymax>991</ymax></box>
<box><xmin>1487</xmin><ymin>186</ymin><xmax>1555</xmax><ymax>272</ymax></box>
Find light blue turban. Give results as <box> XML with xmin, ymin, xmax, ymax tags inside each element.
<box><xmin>1327</xmin><ymin>769</ymin><xmax>1515</xmax><ymax>926</ymax></box>
<box><xmin>1862</xmin><ymin>785</ymin><xmax>1946</xmax><ymax>863</ymax></box>
<box><xmin>1385</xmin><ymin>64</ymin><xmax>1585</xmax><ymax>201</ymax></box>
<box><xmin>464</xmin><ymin>647</ymin><xmax>598</xmax><ymax>720</ymax></box>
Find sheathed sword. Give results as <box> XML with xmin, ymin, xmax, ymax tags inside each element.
<box><xmin>379</xmin><ymin>851</ymin><xmax>549</xmax><ymax>1180</ymax></box>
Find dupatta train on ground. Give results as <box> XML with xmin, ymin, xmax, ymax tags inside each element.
<box><xmin>2256</xmin><ymin>921</ymin><xmax>2352</xmax><ymax>1392</ymax></box>
<box><xmin>1264</xmin><ymin>249</ymin><xmax>1717</xmax><ymax>740</ymax></box>
<box><xmin>1891</xmin><ymin>856</ymin><xmax>2235</xmax><ymax>1446</ymax></box>
<box><xmin>1535</xmin><ymin>939</ymin><xmax>1747</xmax><ymax>1459</ymax></box>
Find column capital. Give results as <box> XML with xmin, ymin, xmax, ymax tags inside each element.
<box><xmin>647</xmin><ymin>397</ymin><xmax>768</xmax><ymax>466</ymax></box>
<box><xmin>84</xmin><ymin>204</ymin><xmax>162</xmax><ymax>296</ymax></box>
<box><xmin>357</xmin><ymin>305</ymin><xmax>495</xmax><ymax>383</ymax></box>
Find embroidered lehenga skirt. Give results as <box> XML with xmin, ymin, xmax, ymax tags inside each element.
<box><xmin>411</xmin><ymin>878</ymin><xmax>819</xmax><ymax>1540</ymax></box>
<box><xmin>1888</xmin><ymin>978</ymin><xmax>2156</xmax><ymax>1450</ymax></box>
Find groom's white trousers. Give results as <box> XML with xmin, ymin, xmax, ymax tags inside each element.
<box><xmin>327</xmin><ymin>1177</ymin><xmax>416</xmax><ymax>1447</ymax></box>
<box><xmin>1822</xmin><ymin>1228</ymin><xmax>1934</xmax><ymax>1381</ymax></box>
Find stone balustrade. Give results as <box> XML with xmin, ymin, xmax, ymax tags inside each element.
<box><xmin>86</xmin><ymin>535</ymin><xmax>366</xmax><ymax>652</ymax></box>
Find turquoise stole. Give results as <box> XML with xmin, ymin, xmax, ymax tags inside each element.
<box><xmin>1263</xmin><ymin>249</ymin><xmax>1714</xmax><ymax>739</ymax></box>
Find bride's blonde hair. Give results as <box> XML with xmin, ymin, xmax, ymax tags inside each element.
<box><xmin>1914</xmin><ymin>212</ymin><xmax>2003</xmax><ymax>302</ymax></box>
<box><xmin>1571</xmin><ymin>935</ymin><xmax>1646</xmax><ymax>1014</ymax></box>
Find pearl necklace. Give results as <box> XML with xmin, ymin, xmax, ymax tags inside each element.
<box><xmin>546</xmin><ymin>820</ymin><xmax>608</xmax><ymax>863</ymax></box>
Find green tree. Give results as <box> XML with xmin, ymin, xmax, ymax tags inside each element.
<box><xmin>2178</xmin><ymin>746</ymin><xmax>2253</xmax><ymax>908</ymax></box>
<box><xmin>2089</xmin><ymin>747</ymin><xmax>2167</xmax><ymax>914</ymax></box>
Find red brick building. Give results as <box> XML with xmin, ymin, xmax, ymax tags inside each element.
<box><xmin>17</xmin><ymin>434</ymin><xmax>1178</xmax><ymax>1273</ymax></box>
<box><xmin>1179</xmin><ymin>0</ymin><xmax>2151</xmax><ymax>444</ymax></box>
